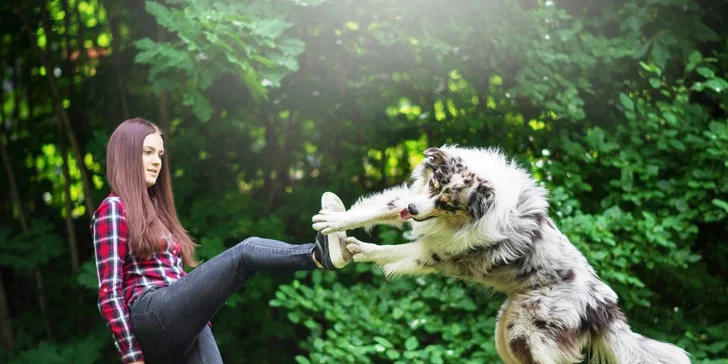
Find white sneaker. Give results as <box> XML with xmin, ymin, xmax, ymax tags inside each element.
<box><xmin>313</xmin><ymin>192</ymin><xmax>351</xmax><ymax>269</ymax></box>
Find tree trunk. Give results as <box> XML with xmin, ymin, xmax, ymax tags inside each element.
<box><xmin>157</xmin><ymin>22</ymin><xmax>171</xmax><ymax>132</ymax></box>
<box><xmin>159</xmin><ymin>88</ymin><xmax>171</xmax><ymax>133</ymax></box>
<box><xmin>0</xmin><ymin>139</ymin><xmax>17</xmax><ymax>350</ymax></box>
<box><xmin>15</xmin><ymin>1</ymin><xmax>95</xmax><ymax>218</ymax></box>
<box><xmin>263</xmin><ymin>114</ymin><xmax>278</xmax><ymax>214</ymax></box>
<box><xmin>11</xmin><ymin>59</ymin><xmax>21</xmax><ymax>124</ymax></box>
<box><xmin>0</xmin><ymin>272</ymin><xmax>13</xmax><ymax>350</ymax></box>
<box><xmin>0</xmin><ymin>62</ymin><xmax>16</xmax><ymax>351</ymax></box>
<box><xmin>0</xmin><ymin>144</ymin><xmax>55</xmax><ymax>340</ymax></box>
<box><xmin>57</xmin><ymin>118</ymin><xmax>80</xmax><ymax>274</ymax></box>
<box><xmin>104</xmin><ymin>0</ymin><xmax>130</xmax><ymax>119</ymax></box>
<box><xmin>0</xmin><ymin>90</ymin><xmax>52</xmax><ymax>343</ymax></box>
<box><xmin>0</xmin><ymin>63</ymin><xmax>26</xmax><ymax>231</ymax></box>
<box><xmin>74</xmin><ymin>4</ymin><xmax>90</xmax><ymax>130</ymax></box>
<box><xmin>0</xmin><ymin>139</ymin><xmax>27</xmax><ymax>232</ymax></box>
<box><xmin>33</xmin><ymin>271</ymin><xmax>54</xmax><ymax>341</ymax></box>
<box><xmin>263</xmin><ymin>112</ymin><xmax>300</xmax><ymax>214</ymax></box>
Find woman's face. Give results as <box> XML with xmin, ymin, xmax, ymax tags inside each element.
<box><xmin>142</xmin><ymin>132</ymin><xmax>164</xmax><ymax>187</ymax></box>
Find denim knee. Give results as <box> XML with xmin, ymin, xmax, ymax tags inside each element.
<box><xmin>234</xmin><ymin>237</ymin><xmax>261</xmax><ymax>272</ymax></box>
<box><xmin>238</xmin><ymin>236</ymin><xmax>262</xmax><ymax>248</ymax></box>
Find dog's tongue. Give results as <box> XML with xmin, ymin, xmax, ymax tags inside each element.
<box><xmin>400</xmin><ymin>208</ymin><xmax>413</xmax><ymax>220</ymax></box>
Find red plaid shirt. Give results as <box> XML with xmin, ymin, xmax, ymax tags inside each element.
<box><xmin>91</xmin><ymin>193</ymin><xmax>186</xmax><ymax>363</ymax></box>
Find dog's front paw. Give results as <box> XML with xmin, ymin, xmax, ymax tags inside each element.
<box><xmin>345</xmin><ymin>237</ymin><xmax>379</xmax><ymax>263</ymax></box>
<box><xmin>312</xmin><ymin>210</ymin><xmax>351</xmax><ymax>234</ymax></box>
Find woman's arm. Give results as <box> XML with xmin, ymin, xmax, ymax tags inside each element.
<box><xmin>92</xmin><ymin>198</ymin><xmax>145</xmax><ymax>364</ymax></box>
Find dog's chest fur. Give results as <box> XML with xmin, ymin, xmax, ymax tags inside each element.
<box><xmin>409</xmin><ymin>215</ymin><xmax>590</xmax><ymax>295</ymax></box>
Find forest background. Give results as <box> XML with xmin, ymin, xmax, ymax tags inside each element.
<box><xmin>0</xmin><ymin>0</ymin><xmax>727</xmax><ymax>362</ymax></box>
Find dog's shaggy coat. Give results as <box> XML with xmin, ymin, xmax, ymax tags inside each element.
<box><xmin>313</xmin><ymin>146</ymin><xmax>690</xmax><ymax>364</ymax></box>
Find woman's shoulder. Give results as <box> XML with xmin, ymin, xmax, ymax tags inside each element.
<box><xmin>93</xmin><ymin>192</ymin><xmax>127</xmax><ymax>218</ymax></box>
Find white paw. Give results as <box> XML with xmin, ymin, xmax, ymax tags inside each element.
<box><xmin>345</xmin><ymin>237</ymin><xmax>378</xmax><ymax>262</ymax></box>
<box><xmin>311</xmin><ymin>210</ymin><xmax>350</xmax><ymax>234</ymax></box>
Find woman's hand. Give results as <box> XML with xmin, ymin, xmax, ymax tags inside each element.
<box><xmin>129</xmin><ymin>361</ymin><xmax>145</xmax><ymax>364</ymax></box>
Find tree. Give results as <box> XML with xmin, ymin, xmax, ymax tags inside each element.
<box><xmin>0</xmin><ymin>0</ymin><xmax>726</xmax><ymax>362</ymax></box>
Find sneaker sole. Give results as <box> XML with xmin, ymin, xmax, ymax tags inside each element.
<box><xmin>321</xmin><ymin>192</ymin><xmax>347</xmax><ymax>269</ymax></box>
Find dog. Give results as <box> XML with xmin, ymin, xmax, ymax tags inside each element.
<box><xmin>312</xmin><ymin>146</ymin><xmax>690</xmax><ymax>364</ymax></box>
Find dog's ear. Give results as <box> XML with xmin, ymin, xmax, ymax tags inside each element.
<box><xmin>468</xmin><ymin>181</ymin><xmax>495</xmax><ymax>219</ymax></box>
<box><xmin>424</xmin><ymin>147</ymin><xmax>447</xmax><ymax>167</ymax></box>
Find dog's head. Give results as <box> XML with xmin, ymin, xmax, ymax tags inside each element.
<box><xmin>403</xmin><ymin>147</ymin><xmax>495</xmax><ymax>223</ymax></box>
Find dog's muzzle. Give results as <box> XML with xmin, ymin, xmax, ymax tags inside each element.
<box><xmin>401</xmin><ymin>203</ymin><xmax>436</xmax><ymax>222</ymax></box>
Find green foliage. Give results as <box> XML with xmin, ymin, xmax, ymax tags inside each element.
<box><xmin>1</xmin><ymin>0</ymin><xmax>728</xmax><ymax>362</ymax></box>
<box><xmin>135</xmin><ymin>0</ymin><xmax>309</xmax><ymax>120</ymax></box>
<box><xmin>8</xmin><ymin>331</ymin><xmax>107</xmax><ymax>364</ymax></box>
<box><xmin>0</xmin><ymin>220</ymin><xmax>64</xmax><ymax>271</ymax></box>
<box><xmin>273</xmin><ymin>228</ymin><xmax>504</xmax><ymax>363</ymax></box>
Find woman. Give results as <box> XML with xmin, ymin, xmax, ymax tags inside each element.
<box><xmin>91</xmin><ymin>118</ymin><xmax>351</xmax><ymax>364</ymax></box>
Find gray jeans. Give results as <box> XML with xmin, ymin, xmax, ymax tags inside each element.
<box><xmin>129</xmin><ymin>237</ymin><xmax>318</xmax><ymax>364</ymax></box>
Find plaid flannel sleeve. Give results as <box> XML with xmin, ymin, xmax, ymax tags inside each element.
<box><xmin>91</xmin><ymin>198</ymin><xmax>144</xmax><ymax>363</ymax></box>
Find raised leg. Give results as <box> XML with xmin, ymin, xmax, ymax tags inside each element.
<box><xmin>131</xmin><ymin>237</ymin><xmax>318</xmax><ymax>361</ymax></box>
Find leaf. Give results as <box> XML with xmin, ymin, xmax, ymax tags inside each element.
<box><xmin>405</xmin><ymin>336</ymin><xmax>419</xmax><ymax>351</ymax></box>
<box><xmin>183</xmin><ymin>91</ymin><xmax>214</xmax><ymax>122</ymax></box>
<box><xmin>707</xmin><ymin>341</ymin><xmax>727</xmax><ymax>354</ymax></box>
<box><xmin>650</xmin><ymin>41</ymin><xmax>668</xmax><ymax>70</ymax></box>
<box><xmin>639</xmin><ymin>61</ymin><xmax>660</xmax><ymax>75</ymax></box>
<box><xmin>373</xmin><ymin>336</ymin><xmax>393</xmax><ymax>348</ymax></box>
<box><xmin>621</xmin><ymin>168</ymin><xmax>634</xmax><ymax>191</ymax></box>
<box><xmin>277</xmin><ymin>38</ymin><xmax>306</xmax><ymax>56</ymax></box>
<box><xmin>685</xmin><ymin>50</ymin><xmax>701</xmax><ymax>72</ymax></box>
<box><xmin>197</xmin><ymin>236</ymin><xmax>225</xmax><ymax>259</ymax></box>
<box><xmin>662</xmin><ymin>112</ymin><xmax>677</xmax><ymax>125</ymax></box>
<box><xmin>632</xmin><ymin>40</ymin><xmax>651</xmax><ymax>59</ymax></box>
<box><xmin>704</xmin><ymin>78</ymin><xmax>728</xmax><ymax>93</ymax></box>
<box><xmin>197</xmin><ymin>66</ymin><xmax>219</xmax><ymax>90</ymax></box>
<box><xmin>135</xmin><ymin>37</ymin><xmax>157</xmax><ymax>50</ymax></box>
<box><xmin>619</xmin><ymin>93</ymin><xmax>634</xmax><ymax>111</ymax></box>
<box><xmin>295</xmin><ymin>356</ymin><xmax>312</xmax><ymax>364</ymax></box>
<box><xmin>697</xmin><ymin>67</ymin><xmax>715</xmax><ymax>79</ymax></box>
<box><xmin>225</xmin><ymin>52</ymin><xmax>250</xmax><ymax>72</ymax></box>
<box><xmin>386</xmin><ymin>349</ymin><xmax>401</xmax><ymax>360</ymax></box>
<box><xmin>145</xmin><ymin>1</ymin><xmax>174</xmax><ymax>27</ymax></box>
<box><xmin>709</xmin><ymin>121</ymin><xmax>726</xmax><ymax>134</ymax></box>
<box><xmin>76</xmin><ymin>261</ymin><xmax>99</xmax><ymax>290</ymax></box>
<box><xmin>668</xmin><ymin>139</ymin><xmax>686</xmax><ymax>151</ymax></box>
<box><xmin>251</xmin><ymin>19</ymin><xmax>292</xmax><ymax>39</ymax></box>
<box><xmin>712</xmin><ymin>199</ymin><xmax>728</xmax><ymax>213</ymax></box>
<box><xmin>649</xmin><ymin>78</ymin><xmax>661</xmax><ymax>89</ymax></box>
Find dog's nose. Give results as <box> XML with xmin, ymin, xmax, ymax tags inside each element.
<box><xmin>407</xmin><ymin>203</ymin><xmax>419</xmax><ymax>216</ymax></box>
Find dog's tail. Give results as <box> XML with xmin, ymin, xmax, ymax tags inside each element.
<box><xmin>590</xmin><ymin>322</ymin><xmax>690</xmax><ymax>364</ymax></box>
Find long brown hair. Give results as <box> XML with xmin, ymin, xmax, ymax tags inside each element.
<box><xmin>106</xmin><ymin>118</ymin><xmax>199</xmax><ymax>267</ymax></box>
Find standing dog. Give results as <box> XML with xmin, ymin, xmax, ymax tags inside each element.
<box><xmin>313</xmin><ymin>146</ymin><xmax>689</xmax><ymax>364</ymax></box>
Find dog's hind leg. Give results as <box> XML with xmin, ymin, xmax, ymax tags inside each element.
<box><xmin>345</xmin><ymin>237</ymin><xmax>437</xmax><ymax>276</ymax></box>
<box><xmin>499</xmin><ymin>296</ymin><xmax>585</xmax><ymax>364</ymax></box>
<box><xmin>313</xmin><ymin>184</ymin><xmax>412</xmax><ymax>234</ymax></box>
<box><xmin>496</xmin><ymin>300</ymin><xmax>521</xmax><ymax>364</ymax></box>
